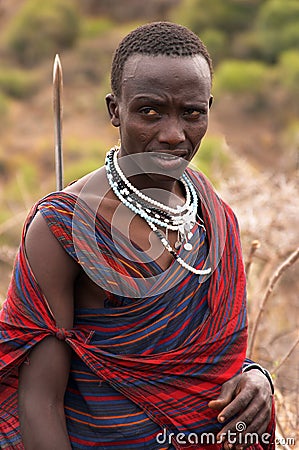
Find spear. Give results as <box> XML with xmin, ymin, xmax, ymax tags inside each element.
<box><xmin>53</xmin><ymin>54</ymin><xmax>64</xmax><ymax>191</ymax></box>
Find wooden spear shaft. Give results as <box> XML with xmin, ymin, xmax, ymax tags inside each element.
<box><xmin>53</xmin><ymin>54</ymin><xmax>64</xmax><ymax>191</ymax></box>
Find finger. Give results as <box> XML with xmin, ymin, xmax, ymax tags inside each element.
<box><xmin>243</xmin><ymin>400</ymin><xmax>272</xmax><ymax>436</ymax></box>
<box><xmin>208</xmin><ymin>375</ymin><xmax>242</xmax><ymax>411</ymax></box>
<box><xmin>246</xmin><ymin>415</ymin><xmax>270</xmax><ymax>436</ymax></box>
<box><xmin>235</xmin><ymin>421</ymin><xmax>267</xmax><ymax>450</ymax></box>
<box><xmin>208</xmin><ymin>397</ymin><xmax>231</xmax><ymax>412</ymax></box>
<box><xmin>223</xmin><ymin>441</ymin><xmax>234</xmax><ymax>450</ymax></box>
<box><xmin>217</xmin><ymin>411</ymin><xmax>269</xmax><ymax>448</ymax></box>
<box><xmin>216</xmin><ymin>384</ymin><xmax>253</xmax><ymax>423</ymax></box>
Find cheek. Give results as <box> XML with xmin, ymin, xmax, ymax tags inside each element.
<box><xmin>189</xmin><ymin>122</ymin><xmax>208</xmax><ymax>143</ymax></box>
<box><xmin>124</xmin><ymin>124</ymin><xmax>152</xmax><ymax>144</ymax></box>
<box><xmin>201</xmin><ymin>122</ymin><xmax>209</xmax><ymax>138</ymax></box>
<box><xmin>139</xmin><ymin>133</ymin><xmax>150</xmax><ymax>143</ymax></box>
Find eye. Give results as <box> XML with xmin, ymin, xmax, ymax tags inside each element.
<box><xmin>183</xmin><ymin>108</ymin><xmax>206</xmax><ymax>119</ymax></box>
<box><xmin>139</xmin><ymin>107</ymin><xmax>159</xmax><ymax>116</ymax></box>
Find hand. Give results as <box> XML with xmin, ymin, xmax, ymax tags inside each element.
<box><xmin>208</xmin><ymin>369</ymin><xmax>273</xmax><ymax>449</ymax></box>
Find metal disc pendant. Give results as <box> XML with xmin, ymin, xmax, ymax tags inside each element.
<box><xmin>184</xmin><ymin>242</ymin><xmax>193</xmax><ymax>251</ymax></box>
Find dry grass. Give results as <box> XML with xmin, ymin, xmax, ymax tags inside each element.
<box><xmin>219</xmin><ymin>156</ymin><xmax>299</xmax><ymax>448</ymax></box>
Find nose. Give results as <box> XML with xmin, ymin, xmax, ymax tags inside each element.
<box><xmin>158</xmin><ymin>116</ymin><xmax>185</xmax><ymax>147</ymax></box>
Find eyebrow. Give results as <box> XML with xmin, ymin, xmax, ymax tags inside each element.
<box><xmin>132</xmin><ymin>95</ymin><xmax>164</xmax><ymax>103</ymax></box>
<box><xmin>131</xmin><ymin>95</ymin><xmax>208</xmax><ymax>107</ymax></box>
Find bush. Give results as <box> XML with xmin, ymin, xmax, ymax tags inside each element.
<box><xmin>6</xmin><ymin>160</ymin><xmax>39</xmax><ymax>197</ymax></box>
<box><xmin>0</xmin><ymin>94</ymin><xmax>9</xmax><ymax>133</ymax></box>
<box><xmin>64</xmin><ymin>159</ymin><xmax>102</xmax><ymax>186</ymax></box>
<box><xmin>278</xmin><ymin>50</ymin><xmax>299</xmax><ymax>92</ymax></box>
<box><xmin>256</xmin><ymin>0</ymin><xmax>299</xmax><ymax>62</ymax></box>
<box><xmin>0</xmin><ymin>68</ymin><xmax>38</xmax><ymax>99</ymax></box>
<box><xmin>80</xmin><ymin>17</ymin><xmax>114</xmax><ymax>39</ymax></box>
<box><xmin>76</xmin><ymin>0</ymin><xmax>180</xmax><ymax>22</ymax></box>
<box><xmin>214</xmin><ymin>60</ymin><xmax>269</xmax><ymax>95</ymax></box>
<box><xmin>0</xmin><ymin>93</ymin><xmax>8</xmax><ymax>119</ymax></box>
<box><xmin>257</xmin><ymin>0</ymin><xmax>299</xmax><ymax>29</ymax></box>
<box><xmin>192</xmin><ymin>135</ymin><xmax>231</xmax><ymax>183</ymax></box>
<box><xmin>172</xmin><ymin>0</ymin><xmax>263</xmax><ymax>38</ymax></box>
<box><xmin>200</xmin><ymin>29</ymin><xmax>229</xmax><ymax>66</ymax></box>
<box><xmin>6</xmin><ymin>0</ymin><xmax>80</xmax><ymax>67</ymax></box>
<box><xmin>0</xmin><ymin>144</ymin><xmax>9</xmax><ymax>178</ymax></box>
<box><xmin>230</xmin><ymin>30</ymin><xmax>264</xmax><ymax>60</ymax></box>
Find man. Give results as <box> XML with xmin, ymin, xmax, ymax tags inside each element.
<box><xmin>0</xmin><ymin>22</ymin><xmax>274</xmax><ymax>449</ymax></box>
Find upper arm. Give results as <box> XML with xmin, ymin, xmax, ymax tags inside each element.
<box><xmin>25</xmin><ymin>211</ymin><xmax>79</xmax><ymax>328</ymax></box>
<box><xmin>19</xmin><ymin>211</ymin><xmax>80</xmax><ymax>407</ymax></box>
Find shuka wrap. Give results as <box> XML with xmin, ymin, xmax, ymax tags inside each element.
<box><xmin>0</xmin><ymin>169</ymin><xmax>275</xmax><ymax>449</ymax></box>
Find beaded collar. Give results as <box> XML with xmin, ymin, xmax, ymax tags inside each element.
<box><xmin>105</xmin><ymin>147</ymin><xmax>211</xmax><ymax>276</ymax></box>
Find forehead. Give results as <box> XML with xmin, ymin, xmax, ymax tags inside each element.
<box><xmin>120</xmin><ymin>54</ymin><xmax>211</xmax><ymax>98</ymax></box>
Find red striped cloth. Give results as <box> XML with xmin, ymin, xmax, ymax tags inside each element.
<box><xmin>0</xmin><ymin>169</ymin><xmax>275</xmax><ymax>449</ymax></box>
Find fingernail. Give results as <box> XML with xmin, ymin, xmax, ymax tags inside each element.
<box><xmin>218</xmin><ymin>415</ymin><xmax>225</xmax><ymax>422</ymax></box>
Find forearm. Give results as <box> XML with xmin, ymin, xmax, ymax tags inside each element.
<box><xmin>18</xmin><ymin>337</ymin><xmax>72</xmax><ymax>449</ymax></box>
<box><xmin>19</xmin><ymin>399</ymin><xmax>72</xmax><ymax>450</ymax></box>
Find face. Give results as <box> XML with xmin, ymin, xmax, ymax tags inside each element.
<box><xmin>106</xmin><ymin>54</ymin><xmax>212</xmax><ymax>182</ymax></box>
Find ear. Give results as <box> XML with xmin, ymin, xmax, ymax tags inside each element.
<box><xmin>106</xmin><ymin>93</ymin><xmax>120</xmax><ymax>127</ymax></box>
<box><xmin>209</xmin><ymin>95</ymin><xmax>214</xmax><ymax>109</ymax></box>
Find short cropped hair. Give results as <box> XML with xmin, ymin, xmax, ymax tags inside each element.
<box><xmin>110</xmin><ymin>21</ymin><xmax>213</xmax><ymax>98</ymax></box>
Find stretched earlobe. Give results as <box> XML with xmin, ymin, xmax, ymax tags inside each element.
<box><xmin>105</xmin><ymin>93</ymin><xmax>120</xmax><ymax>127</ymax></box>
<box><xmin>209</xmin><ymin>95</ymin><xmax>214</xmax><ymax>109</ymax></box>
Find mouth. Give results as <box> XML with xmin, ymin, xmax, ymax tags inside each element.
<box><xmin>149</xmin><ymin>151</ymin><xmax>188</xmax><ymax>172</ymax></box>
<box><xmin>155</xmin><ymin>154</ymin><xmax>180</xmax><ymax>160</ymax></box>
<box><xmin>150</xmin><ymin>149</ymin><xmax>189</xmax><ymax>158</ymax></box>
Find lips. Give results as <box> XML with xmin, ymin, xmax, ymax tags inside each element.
<box><xmin>149</xmin><ymin>151</ymin><xmax>188</xmax><ymax>171</ymax></box>
<box><xmin>150</xmin><ymin>149</ymin><xmax>189</xmax><ymax>158</ymax></box>
<box><xmin>155</xmin><ymin>154</ymin><xmax>180</xmax><ymax>160</ymax></box>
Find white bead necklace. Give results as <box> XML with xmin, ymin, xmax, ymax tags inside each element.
<box><xmin>105</xmin><ymin>148</ymin><xmax>211</xmax><ymax>277</ymax></box>
<box><xmin>147</xmin><ymin>221</ymin><xmax>212</xmax><ymax>276</ymax></box>
<box><xmin>112</xmin><ymin>147</ymin><xmax>191</xmax><ymax>214</ymax></box>
<box><xmin>106</xmin><ymin>148</ymin><xmax>198</xmax><ymax>237</ymax></box>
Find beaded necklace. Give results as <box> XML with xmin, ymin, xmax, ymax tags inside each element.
<box><xmin>105</xmin><ymin>147</ymin><xmax>211</xmax><ymax>276</ymax></box>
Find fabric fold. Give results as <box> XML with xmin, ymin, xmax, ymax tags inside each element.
<box><xmin>0</xmin><ymin>169</ymin><xmax>275</xmax><ymax>449</ymax></box>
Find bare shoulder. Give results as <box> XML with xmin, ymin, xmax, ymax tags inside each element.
<box><xmin>25</xmin><ymin>211</ymin><xmax>77</xmax><ymax>273</ymax></box>
<box><xmin>63</xmin><ymin>165</ymin><xmax>119</xmax><ymax>222</ymax></box>
<box><xmin>24</xmin><ymin>165</ymin><xmax>116</xmax><ymax>314</ymax></box>
<box><xmin>25</xmin><ymin>212</ymin><xmax>79</xmax><ymax>328</ymax></box>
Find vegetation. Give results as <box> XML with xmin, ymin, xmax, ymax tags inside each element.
<box><xmin>0</xmin><ymin>67</ymin><xmax>38</xmax><ymax>99</ymax></box>
<box><xmin>192</xmin><ymin>135</ymin><xmax>231</xmax><ymax>184</ymax></box>
<box><xmin>278</xmin><ymin>50</ymin><xmax>299</xmax><ymax>93</ymax></box>
<box><xmin>255</xmin><ymin>0</ymin><xmax>299</xmax><ymax>62</ymax></box>
<box><xmin>5</xmin><ymin>0</ymin><xmax>80</xmax><ymax>66</ymax></box>
<box><xmin>0</xmin><ymin>92</ymin><xmax>8</xmax><ymax>119</ymax></box>
<box><xmin>214</xmin><ymin>59</ymin><xmax>269</xmax><ymax>95</ymax></box>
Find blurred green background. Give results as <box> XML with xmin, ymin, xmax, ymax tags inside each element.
<box><xmin>0</xmin><ymin>0</ymin><xmax>298</xmax><ymax>443</ymax></box>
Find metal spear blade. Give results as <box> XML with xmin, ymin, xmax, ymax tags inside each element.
<box><xmin>53</xmin><ymin>54</ymin><xmax>64</xmax><ymax>191</ymax></box>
